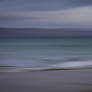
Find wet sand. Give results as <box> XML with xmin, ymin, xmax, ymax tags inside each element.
<box><xmin>0</xmin><ymin>69</ymin><xmax>92</xmax><ymax>92</ymax></box>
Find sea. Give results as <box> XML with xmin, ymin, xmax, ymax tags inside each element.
<box><xmin>0</xmin><ymin>37</ymin><xmax>92</xmax><ymax>70</ymax></box>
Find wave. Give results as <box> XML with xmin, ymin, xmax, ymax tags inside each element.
<box><xmin>1</xmin><ymin>58</ymin><xmax>92</xmax><ymax>72</ymax></box>
<box><xmin>23</xmin><ymin>60</ymin><xmax>92</xmax><ymax>71</ymax></box>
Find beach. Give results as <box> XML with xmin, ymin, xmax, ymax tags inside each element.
<box><xmin>0</xmin><ymin>37</ymin><xmax>92</xmax><ymax>92</ymax></box>
<box><xmin>1</xmin><ymin>0</ymin><xmax>92</xmax><ymax>91</ymax></box>
<box><xmin>0</xmin><ymin>69</ymin><xmax>92</xmax><ymax>92</ymax></box>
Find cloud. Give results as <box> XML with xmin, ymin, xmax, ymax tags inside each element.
<box><xmin>0</xmin><ymin>6</ymin><xmax>92</xmax><ymax>28</ymax></box>
<box><xmin>0</xmin><ymin>0</ymin><xmax>92</xmax><ymax>12</ymax></box>
<box><xmin>0</xmin><ymin>0</ymin><xmax>92</xmax><ymax>28</ymax></box>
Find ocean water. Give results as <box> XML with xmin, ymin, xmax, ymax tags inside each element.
<box><xmin>0</xmin><ymin>37</ymin><xmax>92</xmax><ymax>70</ymax></box>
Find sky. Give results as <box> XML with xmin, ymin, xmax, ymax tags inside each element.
<box><xmin>0</xmin><ymin>0</ymin><xmax>92</xmax><ymax>28</ymax></box>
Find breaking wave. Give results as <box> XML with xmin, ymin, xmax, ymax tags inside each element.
<box><xmin>1</xmin><ymin>57</ymin><xmax>92</xmax><ymax>72</ymax></box>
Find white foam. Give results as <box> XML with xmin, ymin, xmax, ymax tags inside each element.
<box><xmin>51</xmin><ymin>60</ymin><xmax>92</xmax><ymax>68</ymax></box>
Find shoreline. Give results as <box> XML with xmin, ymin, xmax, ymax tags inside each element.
<box><xmin>0</xmin><ymin>66</ymin><xmax>92</xmax><ymax>72</ymax></box>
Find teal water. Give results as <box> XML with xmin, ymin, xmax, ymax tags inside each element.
<box><xmin>0</xmin><ymin>37</ymin><xmax>92</xmax><ymax>69</ymax></box>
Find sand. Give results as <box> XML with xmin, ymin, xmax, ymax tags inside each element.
<box><xmin>0</xmin><ymin>69</ymin><xmax>92</xmax><ymax>92</ymax></box>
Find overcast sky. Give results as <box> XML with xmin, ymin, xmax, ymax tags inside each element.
<box><xmin>0</xmin><ymin>0</ymin><xmax>92</xmax><ymax>28</ymax></box>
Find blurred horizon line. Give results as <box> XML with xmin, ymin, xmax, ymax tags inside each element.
<box><xmin>0</xmin><ymin>27</ymin><xmax>92</xmax><ymax>38</ymax></box>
